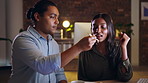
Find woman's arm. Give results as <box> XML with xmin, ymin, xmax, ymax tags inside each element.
<box><xmin>119</xmin><ymin>32</ymin><xmax>130</xmax><ymax>60</ymax></box>
<box><xmin>117</xmin><ymin>32</ymin><xmax>133</xmax><ymax>82</ymax></box>
<box><xmin>117</xmin><ymin>58</ymin><xmax>133</xmax><ymax>82</ymax></box>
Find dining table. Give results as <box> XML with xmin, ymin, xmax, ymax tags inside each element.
<box><xmin>70</xmin><ymin>78</ymin><xmax>148</xmax><ymax>83</ymax></box>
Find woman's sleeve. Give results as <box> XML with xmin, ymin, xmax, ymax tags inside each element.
<box><xmin>117</xmin><ymin>58</ymin><xmax>133</xmax><ymax>82</ymax></box>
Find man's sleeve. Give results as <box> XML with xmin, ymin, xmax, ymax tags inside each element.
<box><xmin>55</xmin><ymin>68</ymin><xmax>67</xmax><ymax>82</ymax></box>
<box><xmin>13</xmin><ymin>35</ymin><xmax>61</xmax><ymax>75</ymax></box>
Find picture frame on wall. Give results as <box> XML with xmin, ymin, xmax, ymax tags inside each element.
<box><xmin>141</xmin><ymin>2</ymin><xmax>148</xmax><ymax>20</ymax></box>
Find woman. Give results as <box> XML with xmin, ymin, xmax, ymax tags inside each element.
<box><xmin>78</xmin><ymin>13</ymin><xmax>133</xmax><ymax>82</ymax></box>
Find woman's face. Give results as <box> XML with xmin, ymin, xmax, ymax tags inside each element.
<box><xmin>91</xmin><ymin>18</ymin><xmax>108</xmax><ymax>42</ymax></box>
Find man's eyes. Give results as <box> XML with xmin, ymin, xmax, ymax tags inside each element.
<box><xmin>49</xmin><ymin>15</ymin><xmax>56</xmax><ymax>19</ymax></box>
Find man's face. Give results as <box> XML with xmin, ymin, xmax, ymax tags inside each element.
<box><xmin>91</xmin><ymin>18</ymin><xmax>108</xmax><ymax>42</ymax></box>
<box><xmin>37</xmin><ymin>6</ymin><xmax>59</xmax><ymax>35</ymax></box>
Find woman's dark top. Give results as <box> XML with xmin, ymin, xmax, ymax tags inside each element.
<box><xmin>78</xmin><ymin>42</ymin><xmax>133</xmax><ymax>82</ymax></box>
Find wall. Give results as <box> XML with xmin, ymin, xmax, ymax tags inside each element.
<box><xmin>0</xmin><ymin>0</ymin><xmax>7</xmax><ymax>65</ymax></box>
<box><xmin>140</xmin><ymin>0</ymin><xmax>148</xmax><ymax>66</ymax></box>
<box><xmin>23</xmin><ymin>0</ymin><xmax>133</xmax><ymax>65</ymax></box>
<box><xmin>0</xmin><ymin>0</ymin><xmax>23</xmax><ymax>66</ymax></box>
<box><xmin>131</xmin><ymin>0</ymin><xmax>139</xmax><ymax>66</ymax></box>
<box><xmin>23</xmin><ymin>0</ymin><xmax>131</xmax><ymax>28</ymax></box>
<box><xmin>23</xmin><ymin>0</ymin><xmax>148</xmax><ymax>66</ymax></box>
<box><xmin>23</xmin><ymin>0</ymin><xmax>131</xmax><ymax>63</ymax></box>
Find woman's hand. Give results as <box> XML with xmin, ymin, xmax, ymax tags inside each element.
<box><xmin>119</xmin><ymin>32</ymin><xmax>130</xmax><ymax>48</ymax></box>
<box><xmin>119</xmin><ymin>32</ymin><xmax>130</xmax><ymax>60</ymax></box>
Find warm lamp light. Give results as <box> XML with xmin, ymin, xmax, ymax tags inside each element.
<box><xmin>62</xmin><ymin>20</ymin><xmax>70</xmax><ymax>28</ymax></box>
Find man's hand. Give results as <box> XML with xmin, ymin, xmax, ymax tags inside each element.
<box><xmin>61</xmin><ymin>35</ymin><xmax>96</xmax><ymax>67</ymax></box>
<box><xmin>75</xmin><ymin>35</ymin><xmax>96</xmax><ymax>52</ymax></box>
<box><xmin>58</xmin><ymin>80</ymin><xmax>67</xmax><ymax>83</ymax></box>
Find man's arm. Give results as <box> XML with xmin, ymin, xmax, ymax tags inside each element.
<box><xmin>61</xmin><ymin>35</ymin><xmax>96</xmax><ymax>67</ymax></box>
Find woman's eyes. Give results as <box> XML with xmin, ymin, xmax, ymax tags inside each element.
<box><xmin>101</xmin><ymin>25</ymin><xmax>107</xmax><ymax>29</ymax></box>
<box><xmin>94</xmin><ymin>25</ymin><xmax>107</xmax><ymax>29</ymax></box>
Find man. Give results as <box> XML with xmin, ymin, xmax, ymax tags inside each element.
<box><xmin>8</xmin><ymin>0</ymin><xmax>96</xmax><ymax>83</ymax></box>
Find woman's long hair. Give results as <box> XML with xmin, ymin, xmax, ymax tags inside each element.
<box><xmin>91</xmin><ymin>13</ymin><xmax>115</xmax><ymax>46</ymax></box>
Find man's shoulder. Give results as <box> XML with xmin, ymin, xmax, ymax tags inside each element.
<box><xmin>13</xmin><ymin>31</ymin><xmax>38</xmax><ymax>43</ymax></box>
<box><xmin>16</xmin><ymin>31</ymin><xmax>34</xmax><ymax>38</ymax></box>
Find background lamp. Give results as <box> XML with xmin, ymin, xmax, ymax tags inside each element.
<box><xmin>62</xmin><ymin>20</ymin><xmax>70</xmax><ymax>28</ymax></box>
